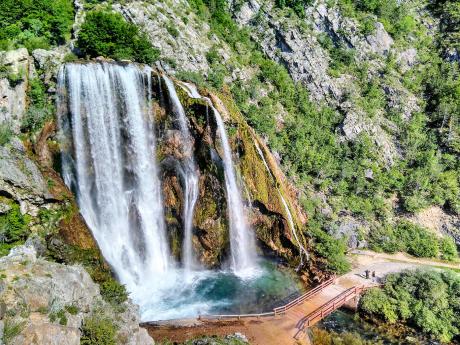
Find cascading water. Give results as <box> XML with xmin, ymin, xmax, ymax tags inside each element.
<box><xmin>57</xmin><ymin>62</ymin><xmax>300</xmax><ymax>321</ymax></box>
<box><xmin>163</xmin><ymin>76</ymin><xmax>200</xmax><ymax>272</ymax></box>
<box><xmin>178</xmin><ymin>81</ymin><xmax>259</xmax><ymax>275</ymax></box>
<box><xmin>254</xmin><ymin>141</ymin><xmax>309</xmax><ymax>266</ymax></box>
<box><xmin>212</xmin><ymin>108</ymin><xmax>259</xmax><ymax>276</ymax></box>
<box><xmin>57</xmin><ymin>62</ymin><xmax>170</xmax><ymax>294</ymax></box>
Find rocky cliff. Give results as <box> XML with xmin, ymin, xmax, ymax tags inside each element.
<box><xmin>152</xmin><ymin>74</ymin><xmax>308</xmax><ymax>268</ymax></box>
<box><xmin>0</xmin><ymin>244</ymin><xmax>152</xmax><ymax>345</ymax></box>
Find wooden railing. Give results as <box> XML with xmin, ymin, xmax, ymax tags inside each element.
<box><xmin>198</xmin><ymin>275</ymin><xmax>336</xmax><ymax>321</ymax></box>
<box><xmin>297</xmin><ymin>284</ymin><xmax>375</xmax><ymax>331</ymax></box>
<box><xmin>273</xmin><ymin>275</ymin><xmax>336</xmax><ymax>315</ymax></box>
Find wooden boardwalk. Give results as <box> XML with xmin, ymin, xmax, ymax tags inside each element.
<box><xmin>144</xmin><ymin>274</ymin><xmax>379</xmax><ymax>345</ymax></box>
<box><xmin>144</xmin><ymin>252</ymin><xmax>459</xmax><ymax>344</ymax></box>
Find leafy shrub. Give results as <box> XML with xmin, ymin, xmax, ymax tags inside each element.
<box><xmin>0</xmin><ymin>0</ymin><xmax>74</xmax><ymax>51</ymax></box>
<box><xmin>0</xmin><ymin>123</ymin><xmax>13</xmax><ymax>146</ymax></box>
<box><xmin>80</xmin><ymin>314</ymin><xmax>117</xmax><ymax>345</ymax></box>
<box><xmin>440</xmin><ymin>237</ymin><xmax>458</xmax><ymax>261</ymax></box>
<box><xmin>21</xmin><ymin>78</ymin><xmax>53</xmax><ymax>133</ymax></box>
<box><xmin>77</xmin><ymin>11</ymin><xmax>160</xmax><ymax>64</ymax></box>
<box><xmin>360</xmin><ymin>269</ymin><xmax>460</xmax><ymax>342</ymax></box>
<box><xmin>369</xmin><ymin>221</ymin><xmax>457</xmax><ymax>259</ymax></box>
<box><xmin>0</xmin><ymin>203</ymin><xmax>30</xmax><ymax>244</ymax></box>
<box><xmin>100</xmin><ymin>279</ymin><xmax>128</xmax><ymax>305</ymax></box>
<box><xmin>310</xmin><ymin>228</ymin><xmax>351</xmax><ymax>274</ymax></box>
<box><xmin>274</xmin><ymin>0</ymin><xmax>313</xmax><ymax>18</ymax></box>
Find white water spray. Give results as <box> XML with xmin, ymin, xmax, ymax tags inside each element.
<box><xmin>57</xmin><ymin>62</ymin><xmax>170</xmax><ymax>293</ymax></box>
<box><xmin>163</xmin><ymin>76</ymin><xmax>200</xmax><ymax>272</ymax></box>
<box><xmin>212</xmin><ymin>108</ymin><xmax>258</xmax><ymax>276</ymax></box>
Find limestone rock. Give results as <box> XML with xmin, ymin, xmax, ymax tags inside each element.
<box><xmin>341</xmin><ymin>106</ymin><xmax>399</xmax><ymax>165</ymax></box>
<box><xmin>365</xmin><ymin>22</ymin><xmax>393</xmax><ymax>56</ymax></box>
<box><xmin>0</xmin><ymin>48</ymin><xmax>31</xmax><ymax>133</ymax></box>
<box><xmin>0</xmin><ymin>143</ymin><xmax>53</xmax><ymax>213</ymax></box>
<box><xmin>383</xmin><ymin>78</ymin><xmax>420</xmax><ymax>121</ymax></box>
<box><xmin>408</xmin><ymin>206</ymin><xmax>460</xmax><ymax>245</ymax></box>
<box><xmin>335</xmin><ymin>217</ymin><xmax>368</xmax><ymax>249</ymax></box>
<box><xmin>0</xmin><ymin>245</ymin><xmax>154</xmax><ymax>345</ymax></box>
<box><xmin>233</xmin><ymin>0</ymin><xmax>260</xmax><ymax>25</ymax></box>
<box><xmin>397</xmin><ymin>48</ymin><xmax>417</xmax><ymax>72</ymax></box>
<box><xmin>32</xmin><ymin>49</ymin><xmax>66</xmax><ymax>85</ymax></box>
<box><xmin>113</xmin><ymin>0</ymin><xmax>226</xmax><ymax>74</ymax></box>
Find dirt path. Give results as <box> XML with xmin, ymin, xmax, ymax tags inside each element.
<box><xmin>144</xmin><ymin>251</ymin><xmax>460</xmax><ymax>345</ymax></box>
<box><xmin>350</xmin><ymin>249</ymin><xmax>460</xmax><ymax>271</ymax></box>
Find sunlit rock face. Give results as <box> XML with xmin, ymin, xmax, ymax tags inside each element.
<box><xmin>0</xmin><ymin>245</ymin><xmax>154</xmax><ymax>345</ymax></box>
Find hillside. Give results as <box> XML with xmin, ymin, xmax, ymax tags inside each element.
<box><xmin>0</xmin><ymin>0</ymin><xmax>459</xmax><ymax>344</ymax></box>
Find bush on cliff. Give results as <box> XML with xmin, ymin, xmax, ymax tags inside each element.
<box><xmin>100</xmin><ymin>279</ymin><xmax>128</xmax><ymax>306</ymax></box>
<box><xmin>80</xmin><ymin>313</ymin><xmax>117</xmax><ymax>345</ymax></box>
<box><xmin>0</xmin><ymin>0</ymin><xmax>74</xmax><ymax>51</ymax></box>
<box><xmin>0</xmin><ymin>203</ymin><xmax>30</xmax><ymax>256</ymax></box>
<box><xmin>360</xmin><ymin>269</ymin><xmax>460</xmax><ymax>342</ymax></box>
<box><xmin>369</xmin><ymin>221</ymin><xmax>458</xmax><ymax>260</ymax></box>
<box><xmin>77</xmin><ymin>11</ymin><xmax>160</xmax><ymax>64</ymax></box>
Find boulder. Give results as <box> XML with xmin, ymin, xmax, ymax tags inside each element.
<box><xmin>0</xmin><ymin>143</ymin><xmax>52</xmax><ymax>211</ymax></box>
<box><xmin>32</xmin><ymin>49</ymin><xmax>66</xmax><ymax>85</ymax></box>
<box><xmin>365</xmin><ymin>22</ymin><xmax>393</xmax><ymax>56</ymax></box>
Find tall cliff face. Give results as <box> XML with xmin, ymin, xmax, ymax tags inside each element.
<box><xmin>151</xmin><ymin>70</ymin><xmax>308</xmax><ymax>268</ymax></box>
<box><xmin>0</xmin><ymin>49</ymin><xmax>310</xmax><ymax>273</ymax></box>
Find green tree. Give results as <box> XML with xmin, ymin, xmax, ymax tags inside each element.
<box><xmin>77</xmin><ymin>11</ymin><xmax>160</xmax><ymax>64</ymax></box>
<box><xmin>361</xmin><ymin>270</ymin><xmax>460</xmax><ymax>342</ymax></box>
<box><xmin>0</xmin><ymin>0</ymin><xmax>74</xmax><ymax>51</ymax></box>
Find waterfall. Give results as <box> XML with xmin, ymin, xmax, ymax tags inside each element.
<box><xmin>177</xmin><ymin>81</ymin><xmax>259</xmax><ymax>275</ymax></box>
<box><xmin>212</xmin><ymin>107</ymin><xmax>258</xmax><ymax>276</ymax></box>
<box><xmin>57</xmin><ymin>62</ymin><xmax>170</xmax><ymax>293</ymax></box>
<box><xmin>254</xmin><ymin>141</ymin><xmax>309</xmax><ymax>266</ymax></box>
<box><xmin>278</xmin><ymin>191</ymin><xmax>309</xmax><ymax>266</ymax></box>
<box><xmin>163</xmin><ymin>76</ymin><xmax>200</xmax><ymax>272</ymax></box>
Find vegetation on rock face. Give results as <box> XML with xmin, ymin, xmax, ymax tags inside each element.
<box><xmin>274</xmin><ymin>0</ymin><xmax>313</xmax><ymax>18</ymax></box>
<box><xmin>0</xmin><ymin>0</ymin><xmax>74</xmax><ymax>51</ymax></box>
<box><xmin>80</xmin><ymin>313</ymin><xmax>118</xmax><ymax>345</ymax></box>
<box><xmin>100</xmin><ymin>279</ymin><xmax>128</xmax><ymax>306</ymax></box>
<box><xmin>77</xmin><ymin>10</ymin><xmax>160</xmax><ymax>64</ymax></box>
<box><xmin>22</xmin><ymin>76</ymin><xmax>54</xmax><ymax>134</ymax></box>
<box><xmin>0</xmin><ymin>123</ymin><xmax>13</xmax><ymax>146</ymax></box>
<box><xmin>185</xmin><ymin>0</ymin><xmax>353</xmax><ymax>273</ymax></box>
<box><xmin>0</xmin><ymin>203</ymin><xmax>30</xmax><ymax>257</ymax></box>
<box><xmin>310</xmin><ymin>328</ymin><xmax>376</xmax><ymax>345</ymax></box>
<box><xmin>360</xmin><ymin>269</ymin><xmax>460</xmax><ymax>342</ymax></box>
<box><xmin>429</xmin><ymin>0</ymin><xmax>460</xmax><ymax>55</ymax></box>
<box><xmin>184</xmin><ymin>0</ymin><xmax>460</xmax><ymax>273</ymax></box>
